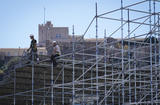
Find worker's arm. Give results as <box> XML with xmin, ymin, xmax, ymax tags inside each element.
<box><xmin>27</xmin><ymin>48</ymin><xmax>30</xmax><ymax>52</ymax></box>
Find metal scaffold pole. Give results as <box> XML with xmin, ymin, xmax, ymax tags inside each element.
<box><xmin>91</xmin><ymin>38</ymin><xmax>93</xmax><ymax>101</ymax></box>
<box><xmin>32</xmin><ymin>52</ymin><xmax>34</xmax><ymax>105</ymax></box>
<box><xmin>62</xmin><ymin>62</ymin><xmax>64</xmax><ymax>105</ymax></box>
<box><xmin>51</xmin><ymin>60</ymin><xmax>54</xmax><ymax>105</ymax></box>
<box><xmin>149</xmin><ymin>0</ymin><xmax>153</xmax><ymax>104</ymax></box>
<box><xmin>104</xmin><ymin>29</ymin><xmax>107</xmax><ymax>105</ymax></box>
<box><xmin>111</xmin><ymin>44</ymin><xmax>114</xmax><ymax>104</ymax></box>
<box><xmin>127</xmin><ymin>8</ymin><xmax>131</xmax><ymax>104</ymax></box>
<box><xmin>72</xmin><ymin>25</ymin><xmax>75</xmax><ymax>105</ymax></box>
<box><xmin>159</xmin><ymin>14</ymin><xmax>160</xmax><ymax>65</ymax></box>
<box><xmin>82</xmin><ymin>34</ymin><xmax>85</xmax><ymax>105</ymax></box>
<box><xmin>153</xmin><ymin>1</ymin><xmax>158</xmax><ymax>104</ymax></box>
<box><xmin>118</xmin><ymin>66</ymin><xmax>121</xmax><ymax>105</ymax></box>
<box><xmin>121</xmin><ymin>0</ymin><xmax>125</xmax><ymax>104</ymax></box>
<box><xmin>158</xmin><ymin>13</ymin><xmax>160</xmax><ymax>105</ymax></box>
<box><xmin>95</xmin><ymin>2</ymin><xmax>99</xmax><ymax>105</ymax></box>
<box><xmin>43</xmin><ymin>71</ymin><xmax>46</xmax><ymax>105</ymax></box>
<box><xmin>14</xmin><ymin>68</ymin><xmax>16</xmax><ymax>105</ymax></box>
<box><xmin>133</xmin><ymin>34</ymin><xmax>137</xmax><ymax>103</ymax></box>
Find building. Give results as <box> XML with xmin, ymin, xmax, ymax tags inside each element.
<box><xmin>0</xmin><ymin>21</ymin><xmax>81</xmax><ymax>57</ymax></box>
<box><xmin>38</xmin><ymin>21</ymin><xmax>71</xmax><ymax>46</ymax></box>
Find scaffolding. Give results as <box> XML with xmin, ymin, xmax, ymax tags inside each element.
<box><xmin>0</xmin><ymin>0</ymin><xmax>160</xmax><ymax>105</ymax></box>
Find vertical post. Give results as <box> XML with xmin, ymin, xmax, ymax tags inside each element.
<box><xmin>118</xmin><ymin>67</ymin><xmax>121</xmax><ymax>105</ymax></box>
<box><xmin>72</xmin><ymin>25</ymin><xmax>75</xmax><ymax>105</ymax></box>
<box><xmin>139</xmin><ymin>52</ymin><xmax>142</xmax><ymax>105</ymax></box>
<box><xmin>51</xmin><ymin>60</ymin><xmax>54</xmax><ymax>105</ymax></box>
<box><xmin>159</xmin><ymin>14</ymin><xmax>160</xmax><ymax>65</ymax></box>
<box><xmin>158</xmin><ymin>15</ymin><xmax>160</xmax><ymax>105</ymax></box>
<box><xmin>134</xmin><ymin>34</ymin><xmax>137</xmax><ymax>103</ymax></box>
<box><xmin>139</xmin><ymin>64</ymin><xmax>142</xmax><ymax>105</ymax></box>
<box><xmin>62</xmin><ymin>62</ymin><xmax>65</xmax><ymax>105</ymax></box>
<box><xmin>127</xmin><ymin>9</ymin><xmax>131</xmax><ymax>104</ymax></box>
<box><xmin>82</xmin><ymin>35</ymin><xmax>85</xmax><ymax>105</ymax></box>
<box><xmin>153</xmin><ymin>1</ymin><xmax>158</xmax><ymax>105</ymax></box>
<box><xmin>32</xmin><ymin>52</ymin><xmax>34</xmax><ymax>105</ymax></box>
<box><xmin>95</xmin><ymin>2</ymin><xmax>99</xmax><ymax>105</ymax></box>
<box><xmin>111</xmin><ymin>48</ymin><xmax>114</xmax><ymax>104</ymax></box>
<box><xmin>149</xmin><ymin>0</ymin><xmax>153</xmax><ymax>104</ymax></box>
<box><xmin>14</xmin><ymin>68</ymin><xmax>16</xmax><ymax>105</ymax></box>
<box><xmin>43</xmin><ymin>72</ymin><xmax>46</xmax><ymax>105</ymax></box>
<box><xmin>121</xmin><ymin>0</ymin><xmax>125</xmax><ymax>104</ymax></box>
<box><xmin>104</xmin><ymin>29</ymin><xmax>107</xmax><ymax>105</ymax></box>
<box><xmin>91</xmin><ymin>36</ymin><xmax>93</xmax><ymax>101</ymax></box>
<box><xmin>44</xmin><ymin>7</ymin><xmax>46</xmax><ymax>24</ymax></box>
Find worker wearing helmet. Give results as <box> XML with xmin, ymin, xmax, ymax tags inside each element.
<box><xmin>27</xmin><ymin>34</ymin><xmax>39</xmax><ymax>61</ymax></box>
<box><xmin>51</xmin><ymin>41</ymin><xmax>61</xmax><ymax>66</ymax></box>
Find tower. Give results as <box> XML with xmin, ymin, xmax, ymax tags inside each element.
<box><xmin>38</xmin><ymin>21</ymin><xmax>70</xmax><ymax>47</ymax></box>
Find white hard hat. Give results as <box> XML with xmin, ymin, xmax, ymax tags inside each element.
<box><xmin>30</xmin><ymin>34</ymin><xmax>34</xmax><ymax>37</ymax></box>
<box><xmin>52</xmin><ymin>41</ymin><xmax>56</xmax><ymax>44</ymax></box>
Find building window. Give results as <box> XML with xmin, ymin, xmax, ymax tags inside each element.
<box><xmin>56</xmin><ymin>34</ymin><xmax>61</xmax><ymax>38</ymax></box>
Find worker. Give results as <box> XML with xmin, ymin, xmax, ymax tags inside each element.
<box><xmin>27</xmin><ymin>34</ymin><xmax>39</xmax><ymax>61</ymax></box>
<box><xmin>51</xmin><ymin>41</ymin><xmax>61</xmax><ymax>66</ymax></box>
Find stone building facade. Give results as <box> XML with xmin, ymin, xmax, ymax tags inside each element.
<box><xmin>38</xmin><ymin>21</ymin><xmax>71</xmax><ymax>46</ymax></box>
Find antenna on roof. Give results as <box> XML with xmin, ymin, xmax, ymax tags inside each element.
<box><xmin>44</xmin><ymin>7</ymin><xmax>46</xmax><ymax>24</ymax></box>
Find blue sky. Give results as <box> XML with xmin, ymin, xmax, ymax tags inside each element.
<box><xmin>0</xmin><ymin>0</ymin><xmax>159</xmax><ymax>48</ymax></box>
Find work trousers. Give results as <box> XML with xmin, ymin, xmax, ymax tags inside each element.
<box><xmin>51</xmin><ymin>54</ymin><xmax>60</xmax><ymax>66</ymax></box>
